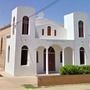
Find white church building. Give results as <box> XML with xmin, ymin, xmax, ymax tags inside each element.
<box><xmin>5</xmin><ymin>6</ymin><xmax>90</xmax><ymax>76</ymax></box>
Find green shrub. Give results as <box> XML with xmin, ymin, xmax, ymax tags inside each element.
<box><xmin>81</xmin><ymin>66</ymin><xmax>90</xmax><ymax>74</ymax></box>
<box><xmin>59</xmin><ymin>65</ymin><xmax>90</xmax><ymax>75</ymax></box>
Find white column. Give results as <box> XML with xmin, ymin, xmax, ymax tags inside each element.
<box><xmin>33</xmin><ymin>49</ymin><xmax>37</xmax><ymax>75</ymax></box>
<box><xmin>85</xmin><ymin>51</ymin><xmax>87</xmax><ymax>65</ymax></box>
<box><xmin>46</xmin><ymin>48</ymin><xmax>49</xmax><ymax>75</ymax></box>
<box><xmin>72</xmin><ymin>50</ymin><xmax>75</xmax><ymax>65</ymax></box>
<box><xmin>62</xmin><ymin>49</ymin><xmax>65</xmax><ymax>66</ymax></box>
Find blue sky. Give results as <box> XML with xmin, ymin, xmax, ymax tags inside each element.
<box><xmin>0</xmin><ymin>0</ymin><xmax>90</xmax><ymax>27</ymax></box>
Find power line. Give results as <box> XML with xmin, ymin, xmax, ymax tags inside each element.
<box><xmin>13</xmin><ymin>0</ymin><xmax>59</xmax><ymax>27</ymax></box>
<box><xmin>34</xmin><ymin>0</ymin><xmax>59</xmax><ymax>16</ymax></box>
<box><xmin>13</xmin><ymin>0</ymin><xmax>60</xmax><ymax>44</ymax></box>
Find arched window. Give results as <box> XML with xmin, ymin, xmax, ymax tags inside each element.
<box><xmin>8</xmin><ymin>46</ymin><xmax>10</xmax><ymax>63</ymax></box>
<box><xmin>21</xmin><ymin>45</ymin><xmax>28</xmax><ymax>65</ymax></box>
<box><xmin>1</xmin><ymin>37</ymin><xmax>3</xmax><ymax>53</ymax></box>
<box><xmin>80</xmin><ymin>47</ymin><xmax>85</xmax><ymax>64</ymax></box>
<box><xmin>36</xmin><ymin>51</ymin><xmax>38</xmax><ymax>63</ymax></box>
<box><xmin>54</xmin><ymin>30</ymin><xmax>56</xmax><ymax>36</ymax></box>
<box><xmin>60</xmin><ymin>51</ymin><xmax>62</xmax><ymax>63</ymax></box>
<box><xmin>22</xmin><ymin>16</ymin><xmax>29</xmax><ymax>35</ymax></box>
<box><xmin>47</xmin><ymin>26</ymin><xmax>51</xmax><ymax>36</ymax></box>
<box><xmin>78</xmin><ymin>21</ymin><xmax>84</xmax><ymax>37</ymax></box>
<box><xmin>42</xmin><ymin>29</ymin><xmax>44</xmax><ymax>35</ymax></box>
<box><xmin>13</xmin><ymin>17</ymin><xmax>15</xmax><ymax>34</ymax></box>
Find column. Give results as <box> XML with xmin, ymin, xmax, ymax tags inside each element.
<box><xmin>72</xmin><ymin>50</ymin><xmax>75</xmax><ymax>65</ymax></box>
<box><xmin>46</xmin><ymin>48</ymin><xmax>49</xmax><ymax>75</ymax></box>
<box><xmin>62</xmin><ymin>49</ymin><xmax>65</xmax><ymax>66</ymax></box>
<box><xmin>33</xmin><ymin>49</ymin><xmax>37</xmax><ymax>75</ymax></box>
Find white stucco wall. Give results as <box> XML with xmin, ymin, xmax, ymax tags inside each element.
<box><xmin>5</xmin><ymin>6</ymin><xmax>90</xmax><ymax>76</ymax></box>
<box><xmin>36</xmin><ymin>24</ymin><xmax>67</xmax><ymax>40</ymax></box>
<box><xmin>64</xmin><ymin>13</ymin><xmax>74</xmax><ymax>40</ymax></box>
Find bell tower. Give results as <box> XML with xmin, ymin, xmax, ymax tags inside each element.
<box><xmin>5</xmin><ymin>6</ymin><xmax>36</xmax><ymax>76</ymax></box>
<box><xmin>64</xmin><ymin>12</ymin><xmax>88</xmax><ymax>40</ymax></box>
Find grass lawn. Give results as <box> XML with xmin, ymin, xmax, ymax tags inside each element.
<box><xmin>22</xmin><ymin>84</ymin><xmax>38</xmax><ymax>90</ymax></box>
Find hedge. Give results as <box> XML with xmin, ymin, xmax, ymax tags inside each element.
<box><xmin>59</xmin><ymin>65</ymin><xmax>90</xmax><ymax>75</ymax></box>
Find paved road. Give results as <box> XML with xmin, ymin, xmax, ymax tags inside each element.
<box><xmin>0</xmin><ymin>78</ymin><xmax>23</xmax><ymax>90</ymax></box>
<box><xmin>35</xmin><ymin>84</ymin><xmax>90</xmax><ymax>90</ymax></box>
<box><xmin>0</xmin><ymin>71</ymin><xmax>90</xmax><ymax>90</ymax></box>
<box><xmin>0</xmin><ymin>77</ymin><xmax>90</xmax><ymax>90</ymax></box>
<box><xmin>0</xmin><ymin>71</ymin><xmax>37</xmax><ymax>90</ymax></box>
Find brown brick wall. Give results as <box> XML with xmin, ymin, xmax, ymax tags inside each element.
<box><xmin>0</xmin><ymin>26</ymin><xmax>11</xmax><ymax>69</ymax></box>
<box><xmin>38</xmin><ymin>75</ymin><xmax>90</xmax><ymax>86</ymax></box>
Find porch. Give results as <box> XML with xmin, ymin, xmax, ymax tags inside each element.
<box><xmin>36</xmin><ymin>45</ymin><xmax>73</xmax><ymax>74</ymax></box>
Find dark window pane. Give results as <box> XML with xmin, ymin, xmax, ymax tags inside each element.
<box><xmin>36</xmin><ymin>51</ymin><xmax>38</xmax><ymax>63</ymax></box>
<box><xmin>13</xmin><ymin>17</ymin><xmax>15</xmax><ymax>34</ymax></box>
<box><xmin>22</xmin><ymin>16</ymin><xmax>29</xmax><ymax>35</ymax></box>
<box><xmin>54</xmin><ymin>30</ymin><xmax>56</xmax><ymax>36</ymax></box>
<box><xmin>1</xmin><ymin>38</ymin><xmax>3</xmax><ymax>53</ymax></box>
<box><xmin>78</xmin><ymin>21</ymin><xmax>84</xmax><ymax>37</ymax></box>
<box><xmin>60</xmin><ymin>51</ymin><xmax>62</xmax><ymax>63</ymax></box>
<box><xmin>80</xmin><ymin>47</ymin><xmax>85</xmax><ymax>64</ymax></box>
<box><xmin>47</xmin><ymin>26</ymin><xmax>51</xmax><ymax>36</ymax></box>
<box><xmin>21</xmin><ymin>46</ymin><xmax>28</xmax><ymax>65</ymax></box>
<box><xmin>42</xmin><ymin>29</ymin><xmax>44</xmax><ymax>35</ymax></box>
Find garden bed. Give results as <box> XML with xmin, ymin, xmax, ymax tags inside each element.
<box><xmin>38</xmin><ymin>74</ymin><xmax>90</xmax><ymax>86</ymax></box>
<box><xmin>38</xmin><ymin>65</ymin><xmax>90</xmax><ymax>86</ymax></box>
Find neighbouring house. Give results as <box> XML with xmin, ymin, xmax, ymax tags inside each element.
<box><xmin>0</xmin><ymin>6</ymin><xmax>89</xmax><ymax>76</ymax></box>
<box><xmin>0</xmin><ymin>24</ymin><xmax>11</xmax><ymax>70</ymax></box>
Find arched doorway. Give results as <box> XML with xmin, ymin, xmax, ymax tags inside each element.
<box><xmin>80</xmin><ymin>47</ymin><xmax>85</xmax><ymax>64</ymax></box>
<box><xmin>48</xmin><ymin>47</ymin><xmax>55</xmax><ymax>71</ymax></box>
<box><xmin>44</xmin><ymin>47</ymin><xmax>55</xmax><ymax>73</ymax></box>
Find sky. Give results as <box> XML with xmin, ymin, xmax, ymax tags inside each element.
<box><xmin>0</xmin><ymin>0</ymin><xmax>90</xmax><ymax>27</ymax></box>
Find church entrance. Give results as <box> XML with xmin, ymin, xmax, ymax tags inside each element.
<box><xmin>48</xmin><ymin>47</ymin><xmax>55</xmax><ymax>71</ymax></box>
<box><xmin>44</xmin><ymin>47</ymin><xmax>55</xmax><ymax>73</ymax></box>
